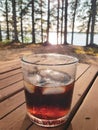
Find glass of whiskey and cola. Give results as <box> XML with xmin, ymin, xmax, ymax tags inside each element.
<box><xmin>21</xmin><ymin>53</ymin><xmax>78</xmax><ymax>127</ymax></box>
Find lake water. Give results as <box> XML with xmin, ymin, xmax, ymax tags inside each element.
<box><xmin>1</xmin><ymin>31</ymin><xmax>98</xmax><ymax>46</ymax></box>
<box><xmin>67</xmin><ymin>33</ymin><xmax>98</xmax><ymax>46</ymax></box>
<box><xmin>48</xmin><ymin>32</ymin><xmax>98</xmax><ymax>46</ymax></box>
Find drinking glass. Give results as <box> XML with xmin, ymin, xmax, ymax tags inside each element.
<box><xmin>21</xmin><ymin>53</ymin><xmax>78</xmax><ymax>127</ymax></box>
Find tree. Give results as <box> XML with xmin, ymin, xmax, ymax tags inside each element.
<box><xmin>86</xmin><ymin>10</ymin><xmax>91</xmax><ymax>46</ymax></box>
<box><xmin>0</xmin><ymin>0</ymin><xmax>11</xmax><ymax>41</ymax></box>
<box><xmin>31</xmin><ymin>0</ymin><xmax>35</xmax><ymax>43</ymax></box>
<box><xmin>61</xmin><ymin>0</ymin><xmax>64</xmax><ymax>44</ymax></box>
<box><xmin>64</xmin><ymin>0</ymin><xmax>68</xmax><ymax>44</ymax></box>
<box><xmin>19</xmin><ymin>0</ymin><xmax>24</xmax><ymax>43</ymax></box>
<box><xmin>40</xmin><ymin>0</ymin><xmax>43</xmax><ymax>43</ymax></box>
<box><xmin>46</xmin><ymin>0</ymin><xmax>50</xmax><ymax>43</ymax></box>
<box><xmin>12</xmin><ymin>0</ymin><xmax>19</xmax><ymax>42</ymax></box>
<box><xmin>71</xmin><ymin>0</ymin><xmax>78</xmax><ymax>45</ymax></box>
<box><xmin>0</xmin><ymin>0</ymin><xmax>98</xmax><ymax>45</ymax></box>
<box><xmin>90</xmin><ymin>0</ymin><xmax>97</xmax><ymax>45</ymax></box>
<box><xmin>57</xmin><ymin>0</ymin><xmax>60</xmax><ymax>44</ymax></box>
<box><xmin>40</xmin><ymin>0</ymin><xmax>46</xmax><ymax>43</ymax></box>
<box><xmin>0</xmin><ymin>24</ymin><xmax>2</xmax><ymax>41</ymax></box>
<box><xmin>5</xmin><ymin>0</ymin><xmax>9</xmax><ymax>40</ymax></box>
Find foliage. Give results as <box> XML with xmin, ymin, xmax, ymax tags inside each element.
<box><xmin>23</xmin><ymin>36</ymin><xmax>31</xmax><ymax>43</ymax></box>
<box><xmin>74</xmin><ymin>46</ymin><xmax>98</xmax><ymax>56</ymax></box>
<box><xmin>0</xmin><ymin>39</ymin><xmax>11</xmax><ymax>46</ymax></box>
<box><xmin>0</xmin><ymin>0</ymin><xmax>98</xmax><ymax>45</ymax></box>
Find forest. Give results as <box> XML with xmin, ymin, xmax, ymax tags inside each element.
<box><xmin>0</xmin><ymin>0</ymin><xmax>98</xmax><ymax>46</ymax></box>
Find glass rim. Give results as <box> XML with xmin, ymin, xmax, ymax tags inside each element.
<box><xmin>21</xmin><ymin>53</ymin><xmax>79</xmax><ymax>66</ymax></box>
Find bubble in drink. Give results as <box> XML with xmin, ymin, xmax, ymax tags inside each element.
<box><xmin>24</xmin><ymin>69</ymin><xmax>74</xmax><ymax>126</ymax></box>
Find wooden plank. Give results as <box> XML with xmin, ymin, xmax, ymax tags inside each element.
<box><xmin>0</xmin><ymin>59</ymin><xmax>20</xmax><ymax>67</ymax></box>
<box><xmin>0</xmin><ymin>68</ymin><xmax>22</xmax><ymax>80</ymax></box>
<box><xmin>0</xmin><ymin>64</ymin><xmax>97</xmax><ymax>130</ymax></box>
<box><xmin>0</xmin><ymin>80</ymin><xmax>24</xmax><ymax>102</ymax></box>
<box><xmin>0</xmin><ymin>59</ymin><xmax>20</xmax><ymax>65</ymax></box>
<box><xmin>29</xmin><ymin>123</ymin><xmax>67</xmax><ymax>130</ymax></box>
<box><xmin>0</xmin><ymin>73</ymin><xmax>23</xmax><ymax>89</ymax></box>
<box><xmin>71</xmin><ymin>65</ymin><xmax>98</xmax><ymax>109</ymax></box>
<box><xmin>0</xmin><ymin>104</ymin><xmax>32</xmax><ymax>130</ymax></box>
<box><xmin>62</xmin><ymin>65</ymin><xmax>98</xmax><ymax>128</ymax></box>
<box><xmin>67</xmin><ymin>77</ymin><xmax>98</xmax><ymax>130</ymax></box>
<box><xmin>0</xmin><ymin>60</ymin><xmax>19</xmax><ymax>68</ymax></box>
<box><xmin>0</xmin><ymin>91</ymin><xmax>25</xmax><ymax>119</ymax></box>
<box><xmin>0</xmin><ymin>60</ymin><xmax>21</xmax><ymax>74</ymax></box>
<box><xmin>75</xmin><ymin>63</ymin><xmax>90</xmax><ymax>80</ymax></box>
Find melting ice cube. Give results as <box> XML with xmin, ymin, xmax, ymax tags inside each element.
<box><xmin>28</xmin><ymin>73</ymin><xmax>48</xmax><ymax>87</ymax></box>
<box><xmin>42</xmin><ymin>84</ymin><xmax>66</xmax><ymax>95</ymax></box>
<box><xmin>24</xmin><ymin>80</ymin><xmax>35</xmax><ymax>93</ymax></box>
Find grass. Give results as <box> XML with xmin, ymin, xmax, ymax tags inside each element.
<box><xmin>74</xmin><ymin>46</ymin><xmax>98</xmax><ymax>56</ymax></box>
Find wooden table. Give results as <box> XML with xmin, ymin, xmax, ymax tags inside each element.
<box><xmin>0</xmin><ymin>60</ymin><xmax>98</xmax><ymax>130</ymax></box>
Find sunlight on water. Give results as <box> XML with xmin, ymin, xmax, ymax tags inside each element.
<box><xmin>48</xmin><ymin>32</ymin><xmax>98</xmax><ymax>46</ymax></box>
<box><xmin>49</xmin><ymin>32</ymin><xmax>63</xmax><ymax>45</ymax></box>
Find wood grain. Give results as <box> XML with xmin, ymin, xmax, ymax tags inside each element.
<box><xmin>0</xmin><ymin>63</ymin><xmax>97</xmax><ymax>130</ymax></box>
<box><xmin>67</xmin><ymin>77</ymin><xmax>98</xmax><ymax>130</ymax></box>
<box><xmin>0</xmin><ymin>73</ymin><xmax>23</xmax><ymax>89</ymax></box>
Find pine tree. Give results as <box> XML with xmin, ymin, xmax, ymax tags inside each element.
<box><xmin>71</xmin><ymin>0</ymin><xmax>78</xmax><ymax>45</ymax></box>
<box><xmin>5</xmin><ymin>0</ymin><xmax>9</xmax><ymax>40</ymax></box>
<box><xmin>12</xmin><ymin>0</ymin><xmax>19</xmax><ymax>42</ymax></box>
<box><xmin>0</xmin><ymin>24</ymin><xmax>2</xmax><ymax>41</ymax></box>
<box><xmin>90</xmin><ymin>0</ymin><xmax>97</xmax><ymax>45</ymax></box>
<box><xmin>64</xmin><ymin>0</ymin><xmax>68</xmax><ymax>45</ymax></box>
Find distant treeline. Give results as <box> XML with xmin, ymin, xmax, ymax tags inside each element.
<box><xmin>0</xmin><ymin>0</ymin><xmax>98</xmax><ymax>46</ymax></box>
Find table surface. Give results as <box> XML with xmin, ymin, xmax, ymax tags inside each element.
<box><xmin>0</xmin><ymin>60</ymin><xmax>98</xmax><ymax>130</ymax></box>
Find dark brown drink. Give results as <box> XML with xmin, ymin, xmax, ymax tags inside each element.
<box><xmin>24</xmin><ymin>71</ymin><xmax>74</xmax><ymax>127</ymax></box>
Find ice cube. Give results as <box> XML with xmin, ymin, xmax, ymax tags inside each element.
<box><xmin>28</xmin><ymin>74</ymin><xmax>41</xmax><ymax>85</ymax></box>
<box><xmin>42</xmin><ymin>85</ymin><xmax>66</xmax><ymax>95</ymax></box>
<box><xmin>39</xmin><ymin>69</ymin><xmax>71</xmax><ymax>84</ymax></box>
<box><xmin>49</xmin><ymin>70</ymin><xmax>70</xmax><ymax>83</ymax></box>
<box><xmin>24</xmin><ymin>80</ymin><xmax>35</xmax><ymax>93</ymax></box>
<box><xmin>28</xmin><ymin>73</ymin><xmax>48</xmax><ymax>87</ymax></box>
